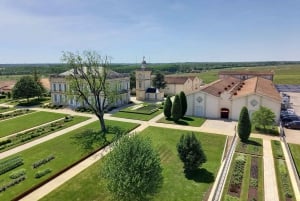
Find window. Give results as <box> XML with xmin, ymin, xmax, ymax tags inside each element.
<box><xmin>54</xmin><ymin>94</ymin><xmax>57</xmax><ymax>102</ymax></box>
<box><xmin>64</xmin><ymin>84</ymin><xmax>67</xmax><ymax>92</ymax></box>
<box><xmin>139</xmin><ymin>81</ymin><xmax>142</xmax><ymax>89</ymax></box>
<box><xmin>53</xmin><ymin>84</ymin><xmax>56</xmax><ymax>91</ymax></box>
<box><xmin>59</xmin><ymin>84</ymin><xmax>62</xmax><ymax>91</ymax></box>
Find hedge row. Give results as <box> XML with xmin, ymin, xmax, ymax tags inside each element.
<box><xmin>32</xmin><ymin>155</ymin><xmax>55</xmax><ymax>169</ymax></box>
<box><xmin>0</xmin><ymin>176</ymin><xmax>26</xmax><ymax>193</ymax></box>
<box><xmin>0</xmin><ymin>156</ymin><xmax>24</xmax><ymax>175</ymax></box>
<box><xmin>35</xmin><ymin>169</ymin><xmax>52</xmax><ymax>179</ymax></box>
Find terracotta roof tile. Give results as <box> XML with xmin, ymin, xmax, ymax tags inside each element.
<box><xmin>219</xmin><ymin>70</ymin><xmax>274</xmax><ymax>75</ymax></box>
<box><xmin>201</xmin><ymin>77</ymin><xmax>240</xmax><ymax>97</ymax></box>
<box><xmin>165</xmin><ymin>76</ymin><xmax>198</xmax><ymax>84</ymax></box>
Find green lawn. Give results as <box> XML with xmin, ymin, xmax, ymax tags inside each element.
<box><xmin>271</xmin><ymin>140</ymin><xmax>296</xmax><ymax>201</ymax></box>
<box><xmin>0</xmin><ymin>116</ymin><xmax>90</xmax><ymax>153</ymax></box>
<box><xmin>112</xmin><ymin>109</ymin><xmax>162</xmax><ymax>121</ymax></box>
<box><xmin>199</xmin><ymin>64</ymin><xmax>300</xmax><ymax>84</ymax></box>
<box><xmin>0</xmin><ymin>111</ymin><xmax>66</xmax><ymax>138</ymax></box>
<box><xmin>41</xmin><ymin>126</ymin><xmax>226</xmax><ymax>201</ymax></box>
<box><xmin>0</xmin><ymin>106</ymin><xmax>14</xmax><ymax>113</ymax></box>
<box><xmin>0</xmin><ymin>120</ymin><xmax>139</xmax><ymax>201</ymax></box>
<box><xmin>158</xmin><ymin>116</ymin><xmax>206</xmax><ymax>127</ymax></box>
<box><xmin>288</xmin><ymin>143</ymin><xmax>300</xmax><ymax>177</ymax></box>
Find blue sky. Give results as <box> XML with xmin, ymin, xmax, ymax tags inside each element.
<box><xmin>0</xmin><ymin>0</ymin><xmax>299</xmax><ymax>63</ymax></box>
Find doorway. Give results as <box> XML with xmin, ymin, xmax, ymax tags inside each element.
<box><xmin>220</xmin><ymin>108</ymin><xmax>229</xmax><ymax>119</ymax></box>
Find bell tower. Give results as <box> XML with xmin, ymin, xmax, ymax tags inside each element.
<box><xmin>135</xmin><ymin>57</ymin><xmax>152</xmax><ymax>100</ymax></box>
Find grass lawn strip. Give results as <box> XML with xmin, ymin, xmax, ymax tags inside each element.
<box><xmin>221</xmin><ymin>138</ymin><xmax>264</xmax><ymax>201</ymax></box>
<box><xmin>112</xmin><ymin>109</ymin><xmax>162</xmax><ymax>121</ymax></box>
<box><xmin>288</xmin><ymin>143</ymin><xmax>300</xmax><ymax>177</ymax></box>
<box><xmin>0</xmin><ymin>111</ymin><xmax>66</xmax><ymax>138</ymax></box>
<box><xmin>41</xmin><ymin>126</ymin><xmax>226</xmax><ymax>201</ymax></box>
<box><xmin>271</xmin><ymin>140</ymin><xmax>296</xmax><ymax>201</ymax></box>
<box><xmin>157</xmin><ymin>116</ymin><xmax>206</xmax><ymax>127</ymax></box>
<box><xmin>0</xmin><ymin>107</ymin><xmax>15</xmax><ymax>113</ymax></box>
<box><xmin>0</xmin><ymin>120</ymin><xmax>139</xmax><ymax>201</ymax></box>
<box><xmin>0</xmin><ymin>116</ymin><xmax>89</xmax><ymax>153</ymax></box>
<box><xmin>0</xmin><ymin>109</ymin><xmax>34</xmax><ymax>122</ymax></box>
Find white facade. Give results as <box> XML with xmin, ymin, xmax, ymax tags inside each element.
<box><xmin>164</xmin><ymin>76</ymin><xmax>202</xmax><ymax>96</ymax></box>
<box><xmin>50</xmin><ymin>71</ymin><xmax>130</xmax><ymax>109</ymax></box>
<box><xmin>186</xmin><ymin>76</ymin><xmax>281</xmax><ymax>122</ymax></box>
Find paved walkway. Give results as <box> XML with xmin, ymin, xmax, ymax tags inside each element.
<box><xmin>263</xmin><ymin>139</ymin><xmax>279</xmax><ymax>201</ymax></box>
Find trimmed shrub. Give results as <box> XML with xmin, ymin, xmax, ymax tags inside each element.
<box><xmin>171</xmin><ymin>94</ymin><xmax>182</xmax><ymax>121</ymax></box>
<box><xmin>163</xmin><ymin>96</ymin><xmax>172</xmax><ymax>118</ymax></box>
<box><xmin>0</xmin><ymin>176</ymin><xmax>26</xmax><ymax>193</ymax></box>
<box><xmin>238</xmin><ymin>107</ymin><xmax>251</xmax><ymax>142</ymax></box>
<box><xmin>9</xmin><ymin>169</ymin><xmax>26</xmax><ymax>179</ymax></box>
<box><xmin>35</xmin><ymin>168</ymin><xmax>52</xmax><ymax>178</ymax></box>
<box><xmin>0</xmin><ymin>156</ymin><xmax>24</xmax><ymax>175</ymax></box>
<box><xmin>32</xmin><ymin>155</ymin><xmax>55</xmax><ymax>169</ymax></box>
<box><xmin>179</xmin><ymin>91</ymin><xmax>187</xmax><ymax>117</ymax></box>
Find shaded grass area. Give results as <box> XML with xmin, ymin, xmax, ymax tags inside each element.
<box><xmin>0</xmin><ymin>120</ymin><xmax>139</xmax><ymax>201</ymax></box>
<box><xmin>235</xmin><ymin>138</ymin><xmax>263</xmax><ymax>156</ymax></box>
<box><xmin>288</xmin><ymin>143</ymin><xmax>300</xmax><ymax>177</ymax></box>
<box><xmin>158</xmin><ymin>116</ymin><xmax>206</xmax><ymax>127</ymax></box>
<box><xmin>222</xmin><ymin>138</ymin><xmax>264</xmax><ymax>201</ymax></box>
<box><xmin>252</xmin><ymin>125</ymin><xmax>279</xmax><ymax>136</ymax></box>
<box><xmin>0</xmin><ymin>111</ymin><xmax>66</xmax><ymax>138</ymax></box>
<box><xmin>42</xmin><ymin>126</ymin><xmax>226</xmax><ymax>201</ymax></box>
<box><xmin>0</xmin><ymin>116</ymin><xmax>89</xmax><ymax>153</ymax></box>
<box><xmin>271</xmin><ymin>140</ymin><xmax>296</xmax><ymax>201</ymax></box>
<box><xmin>112</xmin><ymin>109</ymin><xmax>162</xmax><ymax>121</ymax></box>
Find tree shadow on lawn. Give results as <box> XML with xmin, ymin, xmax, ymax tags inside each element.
<box><xmin>185</xmin><ymin>168</ymin><xmax>215</xmax><ymax>183</ymax></box>
<box><xmin>244</xmin><ymin>139</ymin><xmax>262</xmax><ymax>147</ymax></box>
<box><xmin>71</xmin><ymin>126</ymin><xmax>126</xmax><ymax>152</ymax></box>
<box><xmin>181</xmin><ymin>117</ymin><xmax>194</xmax><ymax>121</ymax></box>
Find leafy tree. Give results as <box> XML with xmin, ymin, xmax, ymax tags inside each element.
<box><xmin>102</xmin><ymin>135</ymin><xmax>163</xmax><ymax>201</ymax></box>
<box><xmin>238</xmin><ymin>107</ymin><xmax>251</xmax><ymax>142</ymax></box>
<box><xmin>171</xmin><ymin>94</ymin><xmax>182</xmax><ymax>121</ymax></box>
<box><xmin>152</xmin><ymin>71</ymin><xmax>166</xmax><ymax>89</ymax></box>
<box><xmin>12</xmin><ymin>76</ymin><xmax>41</xmax><ymax>102</ymax></box>
<box><xmin>252</xmin><ymin>106</ymin><xmax>276</xmax><ymax>130</ymax></box>
<box><xmin>33</xmin><ymin>68</ymin><xmax>46</xmax><ymax>98</ymax></box>
<box><xmin>177</xmin><ymin>133</ymin><xmax>207</xmax><ymax>174</ymax></box>
<box><xmin>129</xmin><ymin>71</ymin><xmax>136</xmax><ymax>90</ymax></box>
<box><xmin>7</xmin><ymin>92</ymin><xmax>11</xmax><ymax>99</ymax></box>
<box><xmin>62</xmin><ymin>51</ymin><xmax>114</xmax><ymax>134</ymax></box>
<box><xmin>179</xmin><ymin>91</ymin><xmax>187</xmax><ymax>117</ymax></box>
<box><xmin>164</xmin><ymin>96</ymin><xmax>172</xmax><ymax>118</ymax></box>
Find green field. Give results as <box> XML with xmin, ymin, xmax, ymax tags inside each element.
<box><xmin>0</xmin><ymin>111</ymin><xmax>66</xmax><ymax>138</ymax></box>
<box><xmin>42</xmin><ymin>126</ymin><xmax>226</xmax><ymax>201</ymax></box>
<box><xmin>199</xmin><ymin>64</ymin><xmax>300</xmax><ymax>84</ymax></box>
<box><xmin>0</xmin><ymin>120</ymin><xmax>139</xmax><ymax>201</ymax></box>
<box><xmin>289</xmin><ymin>143</ymin><xmax>300</xmax><ymax>177</ymax></box>
<box><xmin>158</xmin><ymin>116</ymin><xmax>206</xmax><ymax>127</ymax></box>
<box><xmin>112</xmin><ymin>109</ymin><xmax>162</xmax><ymax>121</ymax></box>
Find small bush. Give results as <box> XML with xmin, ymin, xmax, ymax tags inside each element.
<box><xmin>0</xmin><ymin>156</ymin><xmax>24</xmax><ymax>175</ymax></box>
<box><xmin>0</xmin><ymin>176</ymin><xmax>26</xmax><ymax>193</ymax></box>
<box><xmin>9</xmin><ymin>169</ymin><xmax>26</xmax><ymax>179</ymax></box>
<box><xmin>32</xmin><ymin>155</ymin><xmax>55</xmax><ymax>169</ymax></box>
<box><xmin>35</xmin><ymin>168</ymin><xmax>52</xmax><ymax>179</ymax></box>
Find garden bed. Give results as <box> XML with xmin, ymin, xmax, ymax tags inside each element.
<box><xmin>0</xmin><ymin>109</ymin><xmax>33</xmax><ymax>121</ymax></box>
<box><xmin>119</xmin><ymin>104</ymin><xmax>161</xmax><ymax>115</ymax></box>
<box><xmin>222</xmin><ymin>138</ymin><xmax>264</xmax><ymax>201</ymax></box>
<box><xmin>271</xmin><ymin>140</ymin><xmax>296</xmax><ymax>201</ymax></box>
<box><xmin>0</xmin><ymin>106</ymin><xmax>14</xmax><ymax>113</ymax></box>
<box><xmin>0</xmin><ymin>120</ymin><xmax>139</xmax><ymax>201</ymax></box>
<box><xmin>288</xmin><ymin>143</ymin><xmax>300</xmax><ymax>177</ymax></box>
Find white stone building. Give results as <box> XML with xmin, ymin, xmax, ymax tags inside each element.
<box><xmin>50</xmin><ymin>68</ymin><xmax>130</xmax><ymax>109</ymax></box>
<box><xmin>164</xmin><ymin>76</ymin><xmax>202</xmax><ymax>96</ymax></box>
<box><xmin>186</xmin><ymin>76</ymin><xmax>281</xmax><ymax>122</ymax></box>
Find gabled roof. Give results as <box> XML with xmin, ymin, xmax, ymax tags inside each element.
<box><xmin>58</xmin><ymin>67</ymin><xmax>129</xmax><ymax>79</ymax></box>
<box><xmin>199</xmin><ymin>76</ymin><xmax>280</xmax><ymax>101</ymax></box>
<box><xmin>165</xmin><ymin>76</ymin><xmax>197</xmax><ymax>84</ymax></box>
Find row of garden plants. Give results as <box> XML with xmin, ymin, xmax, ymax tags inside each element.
<box><xmin>119</xmin><ymin>103</ymin><xmax>161</xmax><ymax>115</ymax></box>
<box><xmin>0</xmin><ymin>155</ymin><xmax>55</xmax><ymax>194</ymax></box>
<box><xmin>0</xmin><ymin>120</ymin><xmax>139</xmax><ymax>200</ymax></box>
<box><xmin>0</xmin><ymin>116</ymin><xmax>89</xmax><ymax>152</ymax></box>
<box><xmin>0</xmin><ymin>109</ymin><xmax>33</xmax><ymax>121</ymax></box>
<box><xmin>271</xmin><ymin>140</ymin><xmax>296</xmax><ymax>201</ymax></box>
<box><xmin>222</xmin><ymin>138</ymin><xmax>264</xmax><ymax>201</ymax></box>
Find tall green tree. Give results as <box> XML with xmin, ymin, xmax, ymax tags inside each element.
<box><xmin>33</xmin><ymin>68</ymin><xmax>46</xmax><ymax>98</ymax></box>
<box><xmin>62</xmin><ymin>51</ymin><xmax>113</xmax><ymax>133</ymax></box>
<box><xmin>171</xmin><ymin>94</ymin><xmax>182</xmax><ymax>121</ymax></box>
<box><xmin>102</xmin><ymin>135</ymin><xmax>163</xmax><ymax>201</ymax></box>
<box><xmin>12</xmin><ymin>76</ymin><xmax>41</xmax><ymax>102</ymax></box>
<box><xmin>179</xmin><ymin>91</ymin><xmax>187</xmax><ymax>117</ymax></box>
<box><xmin>252</xmin><ymin>106</ymin><xmax>276</xmax><ymax>130</ymax></box>
<box><xmin>238</xmin><ymin>107</ymin><xmax>252</xmax><ymax>142</ymax></box>
<box><xmin>177</xmin><ymin>133</ymin><xmax>207</xmax><ymax>174</ymax></box>
<box><xmin>163</xmin><ymin>96</ymin><xmax>172</xmax><ymax>119</ymax></box>
<box><xmin>152</xmin><ymin>71</ymin><xmax>166</xmax><ymax>89</ymax></box>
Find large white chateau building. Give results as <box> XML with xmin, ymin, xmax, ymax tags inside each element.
<box><xmin>50</xmin><ymin>67</ymin><xmax>130</xmax><ymax>109</ymax></box>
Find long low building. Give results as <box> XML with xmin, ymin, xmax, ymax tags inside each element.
<box><xmin>186</xmin><ymin>76</ymin><xmax>281</xmax><ymax>122</ymax></box>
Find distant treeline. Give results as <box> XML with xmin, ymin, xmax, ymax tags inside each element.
<box><xmin>0</xmin><ymin>61</ymin><xmax>300</xmax><ymax>76</ymax></box>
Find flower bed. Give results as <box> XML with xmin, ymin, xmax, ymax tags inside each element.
<box><xmin>119</xmin><ymin>104</ymin><xmax>159</xmax><ymax>115</ymax></box>
<box><xmin>0</xmin><ymin>109</ymin><xmax>33</xmax><ymax>121</ymax></box>
<box><xmin>0</xmin><ymin>116</ymin><xmax>88</xmax><ymax>152</ymax></box>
